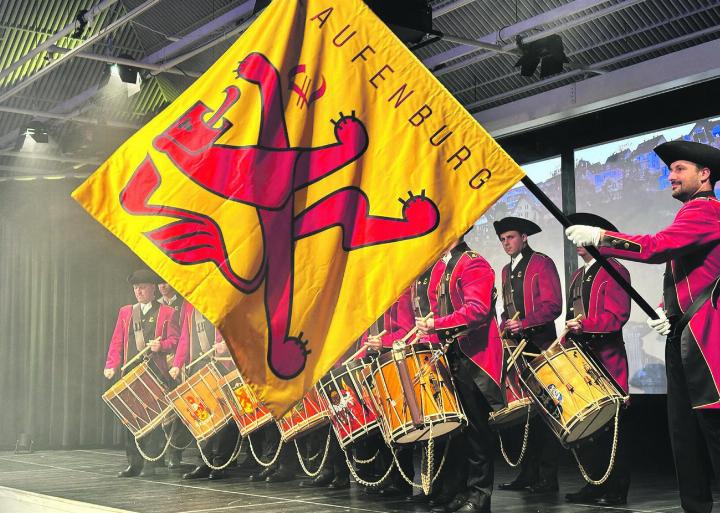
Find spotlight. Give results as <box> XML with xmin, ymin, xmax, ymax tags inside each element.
<box><xmin>515</xmin><ymin>34</ymin><xmax>569</xmax><ymax>78</ymax></box>
<box><xmin>72</xmin><ymin>9</ymin><xmax>88</xmax><ymax>39</ymax></box>
<box><xmin>24</xmin><ymin>121</ymin><xmax>49</xmax><ymax>144</ymax></box>
<box><xmin>117</xmin><ymin>54</ymin><xmax>140</xmax><ymax>85</ymax></box>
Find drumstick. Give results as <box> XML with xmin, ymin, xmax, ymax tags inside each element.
<box><xmin>342</xmin><ymin>330</ymin><xmax>387</xmax><ymax>365</ymax></box>
<box><xmin>505</xmin><ymin>338</ymin><xmax>528</xmax><ymax>372</ymax></box>
<box><xmin>502</xmin><ymin>312</ymin><xmax>521</xmax><ymax>338</ymax></box>
<box><xmin>188</xmin><ymin>347</ymin><xmax>216</xmax><ymax>369</ymax></box>
<box><xmin>121</xmin><ymin>345</ymin><xmax>151</xmax><ymax>372</ymax></box>
<box><xmin>545</xmin><ymin>315</ymin><xmax>583</xmax><ymax>351</ymax></box>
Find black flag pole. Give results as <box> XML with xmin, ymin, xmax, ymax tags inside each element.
<box><xmin>520</xmin><ymin>175</ymin><xmax>659</xmax><ymax>320</ymax></box>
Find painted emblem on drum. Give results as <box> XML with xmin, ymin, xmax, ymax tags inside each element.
<box><xmin>233</xmin><ymin>384</ymin><xmax>256</xmax><ymax>414</ymax></box>
<box><xmin>329</xmin><ymin>379</ymin><xmax>356</xmax><ymax>424</ymax></box>
<box><xmin>547</xmin><ymin>384</ymin><xmax>563</xmax><ymax>404</ymax></box>
<box><xmin>185</xmin><ymin>395</ymin><xmax>211</xmax><ymax>422</ymax></box>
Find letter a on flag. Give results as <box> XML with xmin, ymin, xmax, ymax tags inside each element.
<box><xmin>73</xmin><ymin>0</ymin><xmax>526</xmax><ymax>416</ymax></box>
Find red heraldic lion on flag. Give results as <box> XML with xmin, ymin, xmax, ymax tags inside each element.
<box><xmin>73</xmin><ymin>0</ymin><xmax>525</xmax><ymax>415</ymax></box>
<box><xmin>120</xmin><ymin>52</ymin><xmax>440</xmax><ymax>379</ymax></box>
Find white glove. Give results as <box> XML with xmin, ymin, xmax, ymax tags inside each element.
<box><xmin>646</xmin><ymin>307</ymin><xmax>671</xmax><ymax>336</ymax></box>
<box><xmin>565</xmin><ymin>225</ymin><xmax>603</xmax><ymax>247</ymax></box>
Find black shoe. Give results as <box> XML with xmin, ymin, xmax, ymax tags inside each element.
<box><xmin>266</xmin><ymin>468</ymin><xmax>294</xmax><ymax>482</ymax></box>
<box><xmin>498</xmin><ymin>478</ymin><xmax>531</xmax><ymax>491</ymax></box>
<box><xmin>428</xmin><ymin>492</ymin><xmax>456</xmax><ymax>508</ymax></box>
<box><xmin>430</xmin><ymin>495</ymin><xmax>467</xmax><ymax>513</ymax></box>
<box><xmin>117</xmin><ymin>465</ymin><xmax>141</xmax><ymax>478</ymax></box>
<box><xmin>138</xmin><ymin>465</ymin><xmax>155</xmax><ymax>478</ymax></box>
<box><xmin>249</xmin><ymin>466</ymin><xmax>275</xmax><ymax>482</ymax></box>
<box><xmin>454</xmin><ymin>501</ymin><xmax>488</xmax><ymax>513</ymax></box>
<box><xmin>565</xmin><ymin>485</ymin><xmax>603</xmax><ymax>503</ymax></box>
<box><xmin>327</xmin><ymin>476</ymin><xmax>350</xmax><ymax>490</ymax></box>
<box><xmin>596</xmin><ymin>493</ymin><xmax>627</xmax><ymax>506</ymax></box>
<box><xmin>528</xmin><ymin>480</ymin><xmax>559</xmax><ymax>493</ymax></box>
<box><xmin>183</xmin><ymin>465</ymin><xmax>211</xmax><ymax>480</ymax></box>
<box><xmin>299</xmin><ymin>470</ymin><xmax>334</xmax><ymax>487</ymax></box>
<box><xmin>208</xmin><ymin>468</ymin><xmax>227</xmax><ymax>480</ymax></box>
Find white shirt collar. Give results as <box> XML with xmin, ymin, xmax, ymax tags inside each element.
<box><xmin>510</xmin><ymin>252</ymin><xmax>523</xmax><ymax>271</ymax></box>
<box><xmin>442</xmin><ymin>252</ymin><xmax>452</xmax><ymax>264</ymax></box>
<box><xmin>140</xmin><ymin>302</ymin><xmax>153</xmax><ymax>315</ymax></box>
<box><xmin>160</xmin><ymin>295</ymin><xmax>177</xmax><ymax>305</ymax></box>
<box><xmin>584</xmin><ymin>258</ymin><xmax>596</xmax><ymax>271</ymax></box>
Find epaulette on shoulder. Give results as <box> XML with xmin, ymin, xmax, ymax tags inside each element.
<box><xmin>464</xmin><ymin>250</ymin><xmax>480</xmax><ymax>259</ymax></box>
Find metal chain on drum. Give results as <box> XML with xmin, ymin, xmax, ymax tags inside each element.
<box><xmin>572</xmin><ymin>400</ymin><xmax>621</xmax><ymax>486</ymax></box>
<box><xmin>294</xmin><ymin>426</ymin><xmax>332</xmax><ymax>477</ymax></box>
<box><xmin>344</xmin><ymin>448</ymin><xmax>395</xmax><ymax>488</ymax></box>
<box><xmin>197</xmin><ymin>431</ymin><xmax>244</xmax><ymax>471</ymax></box>
<box><xmin>162</xmin><ymin>421</ymin><xmax>193</xmax><ymax>451</ymax></box>
<box><xmin>420</xmin><ymin>424</ymin><xmax>434</xmax><ymax>495</ymax></box>
<box><xmin>247</xmin><ymin>431</ymin><xmax>284</xmax><ymax>467</ymax></box>
<box><xmin>135</xmin><ymin>425</ymin><xmax>173</xmax><ymax>462</ymax></box>
<box><xmin>498</xmin><ymin>408</ymin><xmax>531</xmax><ymax>467</ymax></box>
<box><xmin>352</xmin><ymin>449</ymin><xmax>379</xmax><ymax>464</ymax></box>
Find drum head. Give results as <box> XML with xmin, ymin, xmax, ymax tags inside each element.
<box><xmin>565</xmin><ymin>398</ymin><xmax>618</xmax><ymax>445</ymax></box>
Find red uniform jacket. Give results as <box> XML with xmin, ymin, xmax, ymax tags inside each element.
<box><xmin>599</xmin><ymin>193</ymin><xmax>720</xmax><ymax>409</ymax></box>
<box><xmin>105</xmin><ymin>303</ymin><xmax>179</xmax><ymax>377</ymax></box>
<box><xmin>174</xmin><ymin>301</ymin><xmax>231</xmax><ymax>370</ymax></box>
<box><xmin>408</xmin><ymin>244</ymin><xmax>504</xmax><ymax>409</ymax></box>
<box><xmin>567</xmin><ymin>259</ymin><xmax>631</xmax><ymax>393</ymax></box>
<box><xmin>500</xmin><ymin>249</ymin><xmax>563</xmax><ymax>349</ymax></box>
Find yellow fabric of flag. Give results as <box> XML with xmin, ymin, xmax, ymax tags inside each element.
<box><xmin>72</xmin><ymin>0</ymin><xmax>525</xmax><ymax>416</ymax></box>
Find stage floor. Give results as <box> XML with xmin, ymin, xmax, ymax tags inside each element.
<box><xmin>0</xmin><ymin>449</ymin><xmax>713</xmax><ymax>513</ymax></box>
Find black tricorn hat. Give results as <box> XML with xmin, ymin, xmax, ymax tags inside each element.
<box><xmin>493</xmin><ymin>216</ymin><xmax>542</xmax><ymax>237</ymax></box>
<box><xmin>568</xmin><ymin>212</ymin><xmax>618</xmax><ymax>232</ymax></box>
<box><xmin>127</xmin><ymin>269</ymin><xmax>162</xmax><ymax>285</ymax></box>
<box><xmin>654</xmin><ymin>140</ymin><xmax>720</xmax><ymax>180</ymax></box>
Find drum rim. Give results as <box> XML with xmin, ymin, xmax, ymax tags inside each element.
<box><xmin>375</xmin><ymin>342</ymin><xmax>436</xmax><ymax>366</ymax></box>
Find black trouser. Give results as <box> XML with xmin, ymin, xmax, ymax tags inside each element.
<box><xmin>666</xmin><ymin>333</ymin><xmax>720</xmax><ymax>513</ymax></box>
<box><xmin>447</xmin><ymin>348</ymin><xmax>495</xmax><ymax>506</ymax></box>
<box><xmin>198</xmin><ymin>422</ymin><xmax>240</xmax><ymax>466</ymax></box>
<box><xmin>572</xmin><ymin>409</ymin><xmax>630</xmax><ymax>496</ymax></box>
<box><xmin>514</xmin><ymin>415</ymin><xmax>562</xmax><ymax>485</ymax></box>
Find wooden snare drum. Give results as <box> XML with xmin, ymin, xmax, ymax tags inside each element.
<box><xmin>276</xmin><ymin>387</ymin><xmax>329</xmax><ymax>443</ymax></box>
<box><xmin>166</xmin><ymin>361</ymin><xmax>235</xmax><ymax>443</ymax></box>
<box><xmin>220</xmin><ymin>369</ymin><xmax>274</xmax><ymax>436</ymax></box>
<box><xmin>368</xmin><ymin>342</ymin><xmax>464</xmax><ymax>444</ymax></box>
<box><xmin>316</xmin><ymin>358</ymin><xmax>378</xmax><ymax>449</ymax></box>
<box><xmin>521</xmin><ymin>339</ymin><xmax>625</xmax><ymax>446</ymax></box>
<box><xmin>102</xmin><ymin>360</ymin><xmax>175</xmax><ymax>439</ymax></box>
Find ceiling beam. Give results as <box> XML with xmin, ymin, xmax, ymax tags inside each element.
<box><xmin>0</xmin><ymin>0</ymin><xmax>165</xmax><ymax>104</ymax></box>
<box><xmin>474</xmin><ymin>38</ymin><xmax>720</xmax><ymax>138</ymax></box>
<box><xmin>0</xmin><ymin>0</ymin><xmax>120</xmax><ymax>83</ymax></box>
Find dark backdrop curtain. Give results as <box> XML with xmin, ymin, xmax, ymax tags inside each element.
<box><xmin>0</xmin><ymin>178</ymin><xmax>146</xmax><ymax>449</ymax></box>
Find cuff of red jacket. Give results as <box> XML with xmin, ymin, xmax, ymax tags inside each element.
<box><xmin>600</xmin><ymin>232</ymin><xmax>641</xmax><ymax>253</ymax></box>
<box><xmin>435</xmin><ymin>324</ymin><xmax>468</xmax><ymax>341</ymax></box>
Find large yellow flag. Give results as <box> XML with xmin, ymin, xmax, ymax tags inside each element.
<box><xmin>73</xmin><ymin>0</ymin><xmax>525</xmax><ymax>416</ymax></box>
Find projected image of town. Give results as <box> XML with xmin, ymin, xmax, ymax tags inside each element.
<box><xmin>467</xmin><ymin>157</ymin><xmax>566</xmax><ymax>335</ymax></box>
<box><xmin>574</xmin><ymin>115</ymin><xmax>720</xmax><ymax>394</ymax></box>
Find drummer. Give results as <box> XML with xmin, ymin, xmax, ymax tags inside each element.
<box><xmin>412</xmin><ymin>235</ymin><xmax>505</xmax><ymax>513</ymax></box>
<box><xmin>169</xmin><ymin>302</ymin><xmax>239</xmax><ymax>481</ymax></box>
<box><xmin>564</xmin><ymin>213</ymin><xmax>631</xmax><ymax>507</ymax></box>
<box><xmin>103</xmin><ymin>269</ymin><xmax>179</xmax><ymax>478</ymax></box>
<box><xmin>156</xmin><ymin>281</ymin><xmax>185</xmax><ymax>471</ymax></box>
<box><xmin>358</xmin><ymin>292</ymin><xmax>416</xmax><ymax>499</ymax></box>
<box><xmin>494</xmin><ymin>217</ymin><xmax>563</xmax><ymax>493</ymax></box>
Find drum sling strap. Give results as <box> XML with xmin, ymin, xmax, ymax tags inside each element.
<box><xmin>132</xmin><ymin>303</ymin><xmax>146</xmax><ymax>352</ymax></box>
<box><xmin>675</xmin><ymin>276</ymin><xmax>720</xmax><ymax>335</ymax></box>
<box><xmin>193</xmin><ymin>308</ymin><xmax>213</xmax><ymax>353</ymax></box>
